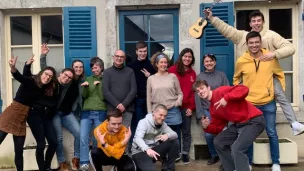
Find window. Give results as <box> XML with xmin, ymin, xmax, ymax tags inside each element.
<box><xmin>235</xmin><ymin>4</ymin><xmax>298</xmax><ymax>106</ymax></box>
<box><xmin>5</xmin><ymin>13</ymin><xmax>63</xmax><ymax>103</ymax></box>
<box><xmin>119</xmin><ymin>9</ymin><xmax>179</xmax><ymax>65</ymax></box>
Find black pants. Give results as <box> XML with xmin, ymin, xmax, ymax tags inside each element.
<box><xmin>0</xmin><ymin>130</ymin><xmax>25</xmax><ymax>171</ymax></box>
<box><xmin>132</xmin><ymin>139</ymin><xmax>179</xmax><ymax>171</ymax></box>
<box><xmin>90</xmin><ymin>148</ymin><xmax>135</xmax><ymax>171</ymax></box>
<box><xmin>27</xmin><ymin>107</ymin><xmax>58</xmax><ymax>171</ymax></box>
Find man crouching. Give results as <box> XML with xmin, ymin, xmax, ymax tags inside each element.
<box><xmin>194</xmin><ymin>80</ymin><xmax>265</xmax><ymax>171</ymax></box>
<box><xmin>131</xmin><ymin>104</ymin><xmax>179</xmax><ymax>171</ymax></box>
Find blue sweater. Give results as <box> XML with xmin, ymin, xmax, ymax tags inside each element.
<box><xmin>128</xmin><ymin>58</ymin><xmax>156</xmax><ymax>98</ymax></box>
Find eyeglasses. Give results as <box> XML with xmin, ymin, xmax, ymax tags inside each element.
<box><xmin>114</xmin><ymin>55</ymin><xmax>125</xmax><ymax>59</ymax></box>
<box><xmin>43</xmin><ymin>72</ymin><xmax>53</xmax><ymax>79</ymax></box>
<box><xmin>63</xmin><ymin>72</ymin><xmax>73</xmax><ymax>80</ymax></box>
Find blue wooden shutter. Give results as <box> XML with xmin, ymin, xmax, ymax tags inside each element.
<box><xmin>200</xmin><ymin>2</ymin><xmax>234</xmax><ymax>84</ymax></box>
<box><xmin>63</xmin><ymin>6</ymin><xmax>97</xmax><ymax>76</ymax></box>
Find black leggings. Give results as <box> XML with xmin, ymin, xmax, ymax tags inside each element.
<box><xmin>0</xmin><ymin>130</ymin><xmax>25</xmax><ymax>171</ymax></box>
<box><xmin>27</xmin><ymin>107</ymin><xmax>58</xmax><ymax>171</ymax></box>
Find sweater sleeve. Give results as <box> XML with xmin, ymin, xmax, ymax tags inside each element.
<box><xmin>40</xmin><ymin>54</ymin><xmax>47</xmax><ymax>70</ymax></box>
<box><xmin>163</xmin><ymin>124</ymin><xmax>178</xmax><ymax>140</ymax></box>
<box><xmin>223</xmin><ymin>85</ymin><xmax>249</xmax><ymax>102</ymax></box>
<box><xmin>271</xmin><ymin>31</ymin><xmax>296</xmax><ymax>59</ymax></box>
<box><xmin>172</xmin><ymin>74</ymin><xmax>183</xmax><ymax>107</ymax></box>
<box><xmin>102</xmin><ymin>71</ymin><xmax>120</xmax><ymax>107</ymax></box>
<box><xmin>22</xmin><ymin>63</ymin><xmax>32</xmax><ymax>76</ymax></box>
<box><xmin>210</xmin><ymin>17</ymin><xmax>246</xmax><ymax>44</ymax></box>
<box><xmin>146</xmin><ymin>77</ymin><xmax>153</xmax><ymax>113</ymax></box>
<box><xmin>189</xmin><ymin>72</ymin><xmax>197</xmax><ymax>110</ymax></box>
<box><xmin>233</xmin><ymin>59</ymin><xmax>242</xmax><ymax>86</ymax></box>
<box><xmin>82</xmin><ymin>78</ymin><xmax>89</xmax><ymax>99</ymax></box>
<box><xmin>122</xmin><ymin>70</ymin><xmax>137</xmax><ymax>107</ymax></box>
<box><xmin>12</xmin><ymin>69</ymin><xmax>34</xmax><ymax>86</ymax></box>
<box><xmin>222</xmin><ymin>72</ymin><xmax>230</xmax><ymax>86</ymax></box>
<box><xmin>133</xmin><ymin>120</ymin><xmax>151</xmax><ymax>152</ymax></box>
<box><xmin>204</xmin><ymin>115</ymin><xmax>228</xmax><ymax>135</ymax></box>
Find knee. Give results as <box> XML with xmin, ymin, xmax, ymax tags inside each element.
<box><xmin>36</xmin><ymin>141</ymin><xmax>46</xmax><ymax>150</ymax></box>
<box><xmin>265</xmin><ymin>127</ymin><xmax>278</xmax><ymax>138</ymax></box>
<box><xmin>231</xmin><ymin>143</ymin><xmax>243</xmax><ymax>155</ymax></box>
<box><xmin>205</xmin><ymin>132</ymin><xmax>213</xmax><ymax>139</ymax></box>
<box><xmin>169</xmin><ymin>139</ymin><xmax>179</xmax><ymax>148</ymax></box>
<box><xmin>213</xmin><ymin>137</ymin><xmax>222</xmax><ymax>149</ymax></box>
<box><xmin>90</xmin><ymin>147</ymin><xmax>99</xmax><ymax>157</ymax></box>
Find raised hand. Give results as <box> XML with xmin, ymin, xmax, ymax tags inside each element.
<box><xmin>203</xmin><ymin>8</ymin><xmax>213</xmax><ymax>19</ymax></box>
<box><xmin>26</xmin><ymin>54</ymin><xmax>35</xmax><ymax>65</ymax></box>
<box><xmin>9</xmin><ymin>55</ymin><xmax>18</xmax><ymax>72</ymax></box>
<box><xmin>97</xmin><ymin>129</ymin><xmax>106</xmax><ymax>145</ymax></box>
<box><xmin>141</xmin><ymin>68</ymin><xmax>151</xmax><ymax>77</ymax></box>
<box><xmin>122</xmin><ymin>127</ymin><xmax>132</xmax><ymax>145</ymax></box>
<box><xmin>214</xmin><ymin>97</ymin><xmax>227</xmax><ymax>110</ymax></box>
<box><xmin>41</xmin><ymin>43</ymin><xmax>50</xmax><ymax>55</ymax></box>
<box><xmin>81</xmin><ymin>81</ymin><xmax>89</xmax><ymax>87</ymax></box>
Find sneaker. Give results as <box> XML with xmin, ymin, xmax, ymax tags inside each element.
<box><xmin>175</xmin><ymin>153</ymin><xmax>181</xmax><ymax>162</ymax></box>
<box><xmin>292</xmin><ymin>122</ymin><xmax>304</xmax><ymax>136</ymax></box>
<box><xmin>272</xmin><ymin>164</ymin><xmax>281</xmax><ymax>171</ymax></box>
<box><xmin>249</xmin><ymin>165</ymin><xmax>252</xmax><ymax>171</ymax></box>
<box><xmin>182</xmin><ymin>154</ymin><xmax>190</xmax><ymax>165</ymax></box>
<box><xmin>207</xmin><ymin>156</ymin><xmax>219</xmax><ymax>165</ymax></box>
<box><xmin>71</xmin><ymin>157</ymin><xmax>79</xmax><ymax>170</ymax></box>
<box><xmin>79</xmin><ymin>164</ymin><xmax>90</xmax><ymax>171</ymax></box>
<box><xmin>59</xmin><ymin>162</ymin><xmax>69</xmax><ymax>171</ymax></box>
<box><xmin>111</xmin><ymin>166</ymin><xmax>117</xmax><ymax>171</ymax></box>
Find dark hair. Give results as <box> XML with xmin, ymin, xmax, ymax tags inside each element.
<box><xmin>136</xmin><ymin>41</ymin><xmax>147</xmax><ymax>50</ymax></box>
<box><xmin>175</xmin><ymin>48</ymin><xmax>195</xmax><ymax>76</ymax></box>
<box><xmin>202</xmin><ymin>53</ymin><xmax>217</xmax><ymax>63</ymax></box>
<box><xmin>150</xmin><ymin>52</ymin><xmax>170</xmax><ymax>71</ymax></box>
<box><xmin>106</xmin><ymin>109</ymin><xmax>123</xmax><ymax>121</ymax></box>
<box><xmin>246</xmin><ymin>31</ymin><xmax>261</xmax><ymax>43</ymax></box>
<box><xmin>90</xmin><ymin>57</ymin><xmax>104</xmax><ymax>72</ymax></box>
<box><xmin>154</xmin><ymin>104</ymin><xmax>168</xmax><ymax>112</ymax></box>
<box><xmin>33</xmin><ymin>66</ymin><xmax>57</xmax><ymax>96</ymax></box>
<box><xmin>192</xmin><ymin>80</ymin><xmax>209</xmax><ymax>91</ymax></box>
<box><xmin>249</xmin><ymin>10</ymin><xmax>264</xmax><ymax>22</ymax></box>
<box><xmin>71</xmin><ymin>60</ymin><xmax>85</xmax><ymax>80</ymax></box>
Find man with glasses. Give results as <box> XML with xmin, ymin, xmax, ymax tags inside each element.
<box><xmin>102</xmin><ymin>50</ymin><xmax>137</xmax><ymax>128</ymax></box>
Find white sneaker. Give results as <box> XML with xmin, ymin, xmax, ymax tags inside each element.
<box><xmin>79</xmin><ymin>164</ymin><xmax>90</xmax><ymax>171</ymax></box>
<box><xmin>272</xmin><ymin>164</ymin><xmax>281</xmax><ymax>171</ymax></box>
<box><xmin>292</xmin><ymin>121</ymin><xmax>304</xmax><ymax>136</ymax></box>
<box><xmin>249</xmin><ymin>165</ymin><xmax>252</xmax><ymax>171</ymax></box>
<box><xmin>111</xmin><ymin>166</ymin><xmax>117</xmax><ymax>171</ymax></box>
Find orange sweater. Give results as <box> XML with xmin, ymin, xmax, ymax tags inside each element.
<box><xmin>94</xmin><ymin>120</ymin><xmax>127</xmax><ymax>160</ymax></box>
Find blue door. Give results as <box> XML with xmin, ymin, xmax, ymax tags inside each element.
<box><xmin>200</xmin><ymin>2</ymin><xmax>235</xmax><ymax>84</ymax></box>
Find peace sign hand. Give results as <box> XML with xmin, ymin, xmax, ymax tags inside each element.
<box><xmin>141</xmin><ymin>68</ymin><xmax>151</xmax><ymax>77</ymax></box>
<box><xmin>26</xmin><ymin>54</ymin><xmax>35</xmax><ymax>65</ymax></box>
<box><xmin>9</xmin><ymin>55</ymin><xmax>18</xmax><ymax>72</ymax></box>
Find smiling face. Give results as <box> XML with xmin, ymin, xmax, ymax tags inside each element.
<box><xmin>107</xmin><ymin>116</ymin><xmax>123</xmax><ymax>134</ymax></box>
<box><xmin>113</xmin><ymin>50</ymin><xmax>126</xmax><ymax>67</ymax></box>
<box><xmin>156</xmin><ymin>58</ymin><xmax>168</xmax><ymax>72</ymax></box>
<box><xmin>91</xmin><ymin>64</ymin><xmax>102</xmax><ymax>77</ymax></box>
<box><xmin>182</xmin><ymin>52</ymin><xmax>193</xmax><ymax>67</ymax></box>
<box><xmin>247</xmin><ymin>36</ymin><xmax>262</xmax><ymax>55</ymax></box>
<box><xmin>40</xmin><ymin>69</ymin><xmax>54</xmax><ymax>84</ymax></box>
<box><xmin>153</xmin><ymin>108</ymin><xmax>167</xmax><ymax>125</ymax></box>
<box><xmin>72</xmin><ymin>61</ymin><xmax>84</xmax><ymax>77</ymax></box>
<box><xmin>59</xmin><ymin>70</ymin><xmax>73</xmax><ymax>84</ymax></box>
<box><xmin>249</xmin><ymin>16</ymin><xmax>264</xmax><ymax>33</ymax></box>
<box><xmin>203</xmin><ymin>56</ymin><xmax>216</xmax><ymax>72</ymax></box>
<box><xmin>136</xmin><ymin>47</ymin><xmax>148</xmax><ymax>61</ymax></box>
<box><xmin>195</xmin><ymin>85</ymin><xmax>211</xmax><ymax>100</ymax></box>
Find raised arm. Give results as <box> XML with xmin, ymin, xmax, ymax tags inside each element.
<box><xmin>23</xmin><ymin>55</ymin><xmax>35</xmax><ymax>76</ymax></box>
<box><xmin>40</xmin><ymin>43</ymin><xmax>50</xmax><ymax>69</ymax></box>
<box><xmin>9</xmin><ymin>56</ymin><xmax>34</xmax><ymax>85</ymax></box>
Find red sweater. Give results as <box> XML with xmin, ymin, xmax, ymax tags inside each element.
<box><xmin>204</xmin><ymin>85</ymin><xmax>263</xmax><ymax>135</ymax></box>
<box><xmin>168</xmin><ymin>65</ymin><xmax>196</xmax><ymax>110</ymax></box>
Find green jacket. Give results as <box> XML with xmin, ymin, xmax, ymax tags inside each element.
<box><xmin>82</xmin><ymin>75</ymin><xmax>106</xmax><ymax>111</ymax></box>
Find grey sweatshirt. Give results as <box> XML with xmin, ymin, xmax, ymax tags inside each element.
<box><xmin>131</xmin><ymin>113</ymin><xmax>178</xmax><ymax>155</ymax></box>
<box><xmin>195</xmin><ymin>70</ymin><xmax>230</xmax><ymax>120</ymax></box>
<box><xmin>102</xmin><ymin>65</ymin><xmax>137</xmax><ymax>112</ymax></box>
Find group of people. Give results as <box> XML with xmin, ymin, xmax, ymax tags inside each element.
<box><xmin>0</xmin><ymin>9</ymin><xmax>303</xmax><ymax>171</ymax></box>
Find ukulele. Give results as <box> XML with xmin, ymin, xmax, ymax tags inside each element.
<box><xmin>188</xmin><ymin>0</ymin><xmax>221</xmax><ymax>39</ymax></box>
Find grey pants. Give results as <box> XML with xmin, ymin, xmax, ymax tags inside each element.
<box><xmin>214</xmin><ymin>115</ymin><xmax>265</xmax><ymax>171</ymax></box>
<box><xmin>273</xmin><ymin>77</ymin><xmax>297</xmax><ymax>124</ymax></box>
<box><xmin>122</xmin><ymin>111</ymin><xmax>133</xmax><ymax>127</ymax></box>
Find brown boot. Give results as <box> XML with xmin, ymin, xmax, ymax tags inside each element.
<box><xmin>71</xmin><ymin>157</ymin><xmax>80</xmax><ymax>170</ymax></box>
<box><xmin>59</xmin><ymin>162</ymin><xmax>69</xmax><ymax>171</ymax></box>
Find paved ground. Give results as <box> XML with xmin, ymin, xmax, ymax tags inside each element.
<box><xmin>1</xmin><ymin>159</ymin><xmax>304</xmax><ymax>171</ymax></box>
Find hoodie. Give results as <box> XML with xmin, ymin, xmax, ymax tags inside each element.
<box><xmin>94</xmin><ymin>120</ymin><xmax>127</xmax><ymax>160</ymax></box>
<box><xmin>131</xmin><ymin>113</ymin><xmax>178</xmax><ymax>155</ymax></box>
<box><xmin>233</xmin><ymin>49</ymin><xmax>285</xmax><ymax>105</ymax></box>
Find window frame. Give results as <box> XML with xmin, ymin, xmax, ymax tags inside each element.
<box><xmin>4</xmin><ymin>12</ymin><xmax>63</xmax><ymax>107</ymax></box>
<box><xmin>235</xmin><ymin>3</ymin><xmax>299</xmax><ymax>109</ymax></box>
<box><xmin>118</xmin><ymin>9</ymin><xmax>179</xmax><ymax>61</ymax></box>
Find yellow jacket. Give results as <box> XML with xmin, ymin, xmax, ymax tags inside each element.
<box><xmin>94</xmin><ymin>120</ymin><xmax>127</xmax><ymax>160</ymax></box>
<box><xmin>233</xmin><ymin>49</ymin><xmax>285</xmax><ymax>105</ymax></box>
<box><xmin>210</xmin><ymin>17</ymin><xmax>295</xmax><ymax>59</ymax></box>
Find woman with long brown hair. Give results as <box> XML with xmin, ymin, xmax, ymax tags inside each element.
<box><xmin>0</xmin><ymin>55</ymin><xmax>57</xmax><ymax>171</ymax></box>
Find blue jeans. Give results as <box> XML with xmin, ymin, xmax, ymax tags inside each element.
<box><xmin>204</xmin><ymin>109</ymin><xmax>218</xmax><ymax>157</ymax></box>
<box><xmin>53</xmin><ymin>111</ymin><xmax>80</xmax><ymax>163</ymax></box>
<box><xmin>80</xmin><ymin>110</ymin><xmax>106</xmax><ymax>164</ymax></box>
<box><xmin>248</xmin><ymin>100</ymin><xmax>279</xmax><ymax>164</ymax></box>
<box><xmin>130</xmin><ymin>98</ymin><xmax>147</xmax><ymax>147</ymax></box>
